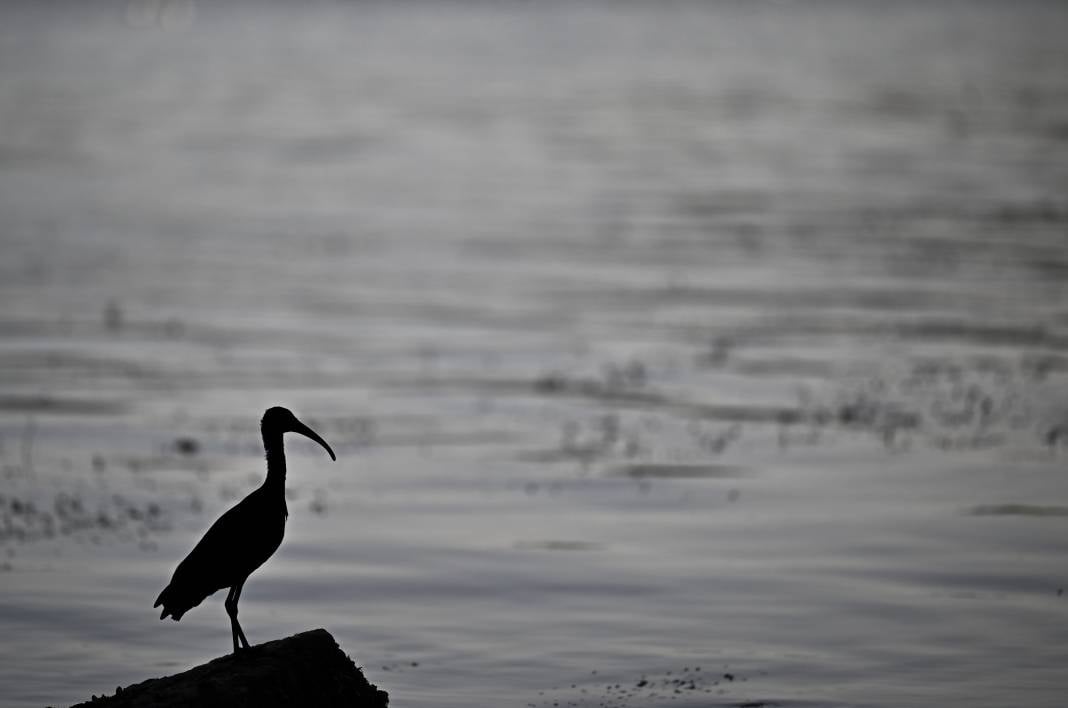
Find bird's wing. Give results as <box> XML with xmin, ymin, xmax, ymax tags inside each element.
<box><xmin>154</xmin><ymin>494</ymin><xmax>259</xmax><ymax>617</ymax></box>
<box><xmin>179</xmin><ymin>494</ymin><xmax>261</xmax><ymax>582</ymax></box>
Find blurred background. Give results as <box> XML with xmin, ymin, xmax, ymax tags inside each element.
<box><xmin>1</xmin><ymin>1</ymin><xmax>1067</xmax><ymax>706</ymax></box>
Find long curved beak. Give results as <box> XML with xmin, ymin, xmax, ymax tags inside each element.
<box><xmin>292</xmin><ymin>419</ymin><xmax>336</xmax><ymax>461</ymax></box>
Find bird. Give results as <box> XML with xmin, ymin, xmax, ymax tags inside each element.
<box><xmin>154</xmin><ymin>406</ymin><xmax>336</xmax><ymax>654</ymax></box>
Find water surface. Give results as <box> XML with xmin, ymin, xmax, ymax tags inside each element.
<box><xmin>1</xmin><ymin>2</ymin><xmax>1067</xmax><ymax>706</ymax></box>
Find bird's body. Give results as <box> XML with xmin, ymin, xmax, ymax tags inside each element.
<box><xmin>155</xmin><ymin>487</ymin><xmax>287</xmax><ymax>621</ymax></box>
<box><xmin>155</xmin><ymin>407</ymin><xmax>335</xmax><ymax>652</ymax></box>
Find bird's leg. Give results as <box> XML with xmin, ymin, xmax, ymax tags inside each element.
<box><xmin>224</xmin><ymin>583</ymin><xmax>248</xmax><ymax>653</ymax></box>
<box><xmin>232</xmin><ymin>580</ymin><xmax>250</xmax><ymax>650</ymax></box>
<box><xmin>225</xmin><ymin>585</ymin><xmax>242</xmax><ymax>653</ymax></box>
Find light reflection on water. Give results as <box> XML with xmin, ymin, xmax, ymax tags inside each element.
<box><xmin>1</xmin><ymin>2</ymin><xmax>1068</xmax><ymax>707</ymax></box>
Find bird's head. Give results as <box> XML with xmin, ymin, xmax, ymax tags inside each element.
<box><xmin>262</xmin><ymin>406</ymin><xmax>337</xmax><ymax>461</ymax></box>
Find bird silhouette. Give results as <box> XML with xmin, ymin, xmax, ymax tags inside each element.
<box><xmin>154</xmin><ymin>406</ymin><xmax>336</xmax><ymax>653</ymax></box>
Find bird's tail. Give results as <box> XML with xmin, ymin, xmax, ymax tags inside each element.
<box><xmin>154</xmin><ymin>584</ymin><xmax>189</xmax><ymax>621</ymax></box>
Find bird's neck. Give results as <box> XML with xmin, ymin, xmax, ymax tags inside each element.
<box><xmin>262</xmin><ymin>430</ymin><xmax>287</xmax><ymax>492</ymax></box>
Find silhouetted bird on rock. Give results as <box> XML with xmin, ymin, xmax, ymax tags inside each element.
<box><xmin>155</xmin><ymin>407</ymin><xmax>336</xmax><ymax>653</ymax></box>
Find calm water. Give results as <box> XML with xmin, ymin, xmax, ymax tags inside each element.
<box><xmin>2</xmin><ymin>2</ymin><xmax>1068</xmax><ymax>706</ymax></box>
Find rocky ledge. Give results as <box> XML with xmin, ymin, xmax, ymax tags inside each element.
<box><xmin>70</xmin><ymin>628</ymin><xmax>388</xmax><ymax>708</ymax></box>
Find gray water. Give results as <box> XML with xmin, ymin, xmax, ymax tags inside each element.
<box><xmin>2</xmin><ymin>2</ymin><xmax>1068</xmax><ymax>706</ymax></box>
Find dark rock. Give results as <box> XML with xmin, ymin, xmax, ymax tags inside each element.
<box><xmin>70</xmin><ymin>628</ymin><xmax>388</xmax><ymax>708</ymax></box>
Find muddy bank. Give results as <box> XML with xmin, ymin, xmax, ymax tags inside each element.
<box><xmin>68</xmin><ymin>629</ymin><xmax>387</xmax><ymax>708</ymax></box>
